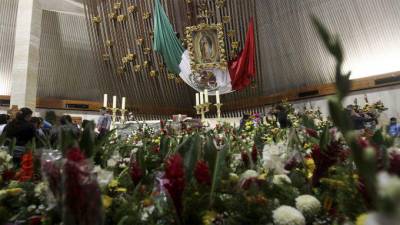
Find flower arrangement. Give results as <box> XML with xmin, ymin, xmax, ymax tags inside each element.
<box><xmin>0</xmin><ymin>18</ymin><xmax>399</xmax><ymax>225</ymax></box>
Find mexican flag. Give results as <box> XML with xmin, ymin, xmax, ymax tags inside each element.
<box><xmin>153</xmin><ymin>0</ymin><xmax>256</xmax><ymax>95</ymax></box>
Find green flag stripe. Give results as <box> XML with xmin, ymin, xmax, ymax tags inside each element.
<box><xmin>153</xmin><ymin>0</ymin><xmax>184</xmax><ymax>74</ymax></box>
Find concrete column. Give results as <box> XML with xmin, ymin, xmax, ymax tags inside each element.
<box><xmin>10</xmin><ymin>0</ymin><xmax>42</xmax><ymax>110</ymax></box>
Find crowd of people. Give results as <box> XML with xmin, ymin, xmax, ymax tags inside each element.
<box><xmin>0</xmin><ymin>107</ymin><xmax>112</xmax><ymax>168</ymax></box>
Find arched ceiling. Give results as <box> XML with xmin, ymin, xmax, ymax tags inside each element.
<box><xmin>80</xmin><ymin>0</ymin><xmax>400</xmax><ymax>113</ymax></box>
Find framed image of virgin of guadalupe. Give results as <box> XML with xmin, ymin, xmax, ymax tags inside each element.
<box><xmin>185</xmin><ymin>23</ymin><xmax>227</xmax><ymax>72</ymax></box>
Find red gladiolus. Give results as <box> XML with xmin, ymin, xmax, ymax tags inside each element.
<box><xmin>251</xmin><ymin>144</ymin><xmax>258</xmax><ymax>163</ymax></box>
<box><xmin>306</xmin><ymin>128</ymin><xmax>318</xmax><ymax>138</ymax></box>
<box><xmin>194</xmin><ymin>160</ymin><xmax>211</xmax><ymax>185</ymax></box>
<box><xmin>130</xmin><ymin>160</ymin><xmax>143</xmax><ymax>185</ymax></box>
<box><xmin>64</xmin><ymin>148</ymin><xmax>103</xmax><ymax>225</ymax></box>
<box><xmin>29</xmin><ymin>216</ymin><xmax>42</xmax><ymax>225</ymax></box>
<box><xmin>164</xmin><ymin>154</ymin><xmax>185</xmax><ymax>217</ymax></box>
<box><xmin>18</xmin><ymin>151</ymin><xmax>34</xmax><ymax>182</ymax></box>
<box><xmin>311</xmin><ymin>141</ymin><xmax>348</xmax><ymax>186</ymax></box>
<box><xmin>2</xmin><ymin>170</ymin><xmax>15</xmax><ymax>181</ymax></box>
<box><xmin>241</xmin><ymin>151</ymin><xmax>250</xmax><ymax>167</ymax></box>
<box><xmin>41</xmin><ymin>160</ymin><xmax>61</xmax><ymax>198</ymax></box>
<box><xmin>389</xmin><ymin>152</ymin><xmax>400</xmax><ymax>176</ymax></box>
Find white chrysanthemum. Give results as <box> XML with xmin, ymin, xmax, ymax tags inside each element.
<box><xmin>240</xmin><ymin>170</ymin><xmax>258</xmax><ymax>182</ymax></box>
<box><xmin>273</xmin><ymin>174</ymin><xmax>292</xmax><ymax>186</ymax></box>
<box><xmin>377</xmin><ymin>172</ymin><xmax>400</xmax><ymax>200</ymax></box>
<box><xmin>295</xmin><ymin>195</ymin><xmax>321</xmax><ymax>216</ymax></box>
<box><xmin>273</xmin><ymin>205</ymin><xmax>306</xmax><ymax>225</ymax></box>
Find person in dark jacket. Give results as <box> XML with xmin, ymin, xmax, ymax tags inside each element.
<box><xmin>4</xmin><ymin>108</ymin><xmax>36</xmax><ymax>166</ymax></box>
<box><xmin>275</xmin><ymin>105</ymin><xmax>292</xmax><ymax>128</ymax></box>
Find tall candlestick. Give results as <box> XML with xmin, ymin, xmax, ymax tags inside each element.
<box><xmin>112</xmin><ymin>96</ymin><xmax>117</xmax><ymax>109</ymax></box>
<box><xmin>216</xmin><ymin>91</ymin><xmax>220</xmax><ymax>104</ymax></box>
<box><xmin>122</xmin><ymin>97</ymin><xmax>126</xmax><ymax>110</ymax></box>
<box><xmin>200</xmin><ymin>92</ymin><xmax>204</xmax><ymax>104</ymax></box>
<box><xmin>103</xmin><ymin>94</ymin><xmax>108</xmax><ymax>108</ymax></box>
<box><xmin>204</xmin><ymin>89</ymin><xmax>209</xmax><ymax>103</ymax></box>
<box><xmin>195</xmin><ymin>93</ymin><xmax>199</xmax><ymax>106</ymax></box>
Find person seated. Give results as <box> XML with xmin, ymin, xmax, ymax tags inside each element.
<box><xmin>388</xmin><ymin>117</ymin><xmax>399</xmax><ymax>137</ymax></box>
<box><xmin>3</xmin><ymin>108</ymin><xmax>36</xmax><ymax>166</ymax></box>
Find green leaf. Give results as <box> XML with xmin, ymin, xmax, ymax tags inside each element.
<box><xmin>204</xmin><ymin>136</ymin><xmax>217</xmax><ymax>173</ymax></box>
<box><xmin>319</xmin><ymin>125</ymin><xmax>330</xmax><ymax>151</ymax></box>
<box><xmin>209</xmin><ymin>144</ymin><xmax>228</xmax><ymax>206</ymax></box>
<box><xmin>184</xmin><ymin>134</ymin><xmax>201</xmax><ymax>182</ymax></box>
<box><xmin>160</xmin><ymin>135</ymin><xmax>170</xmax><ymax>160</ymax></box>
<box><xmin>117</xmin><ymin>216</ymin><xmax>129</xmax><ymax>225</ymax></box>
<box><xmin>80</xmin><ymin>121</ymin><xmax>96</xmax><ymax>157</ymax></box>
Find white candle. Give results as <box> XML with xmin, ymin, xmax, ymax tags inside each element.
<box><xmin>103</xmin><ymin>94</ymin><xmax>108</xmax><ymax>108</ymax></box>
<box><xmin>216</xmin><ymin>91</ymin><xmax>220</xmax><ymax>104</ymax></box>
<box><xmin>195</xmin><ymin>93</ymin><xmax>199</xmax><ymax>106</ymax></box>
<box><xmin>204</xmin><ymin>89</ymin><xmax>209</xmax><ymax>103</ymax></box>
<box><xmin>112</xmin><ymin>95</ymin><xmax>117</xmax><ymax>109</ymax></box>
<box><xmin>200</xmin><ymin>92</ymin><xmax>204</xmax><ymax>104</ymax></box>
<box><xmin>122</xmin><ymin>97</ymin><xmax>126</xmax><ymax>110</ymax></box>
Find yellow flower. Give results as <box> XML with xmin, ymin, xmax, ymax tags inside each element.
<box><xmin>202</xmin><ymin>211</ymin><xmax>217</xmax><ymax>225</ymax></box>
<box><xmin>258</xmin><ymin>172</ymin><xmax>268</xmax><ymax>181</ymax></box>
<box><xmin>142</xmin><ymin>198</ymin><xmax>153</xmax><ymax>207</ymax></box>
<box><xmin>305</xmin><ymin>158</ymin><xmax>315</xmax><ymax>179</ymax></box>
<box><xmin>108</xmin><ymin>179</ymin><xmax>119</xmax><ymax>189</ymax></box>
<box><xmin>355</xmin><ymin>213</ymin><xmax>368</xmax><ymax>225</ymax></box>
<box><xmin>7</xmin><ymin>188</ymin><xmax>23</xmax><ymax>196</ymax></box>
<box><xmin>102</xmin><ymin>195</ymin><xmax>113</xmax><ymax>209</ymax></box>
<box><xmin>116</xmin><ymin>188</ymin><xmax>127</xmax><ymax>193</ymax></box>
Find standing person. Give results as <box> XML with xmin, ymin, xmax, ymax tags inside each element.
<box><xmin>0</xmin><ymin>114</ymin><xmax>9</xmax><ymax>136</ymax></box>
<box><xmin>97</xmin><ymin>107</ymin><xmax>112</xmax><ymax>138</ymax></box>
<box><xmin>275</xmin><ymin>105</ymin><xmax>292</xmax><ymax>128</ymax></box>
<box><xmin>4</xmin><ymin>108</ymin><xmax>36</xmax><ymax>166</ymax></box>
<box><xmin>388</xmin><ymin>117</ymin><xmax>399</xmax><ymax>137</ymax></box>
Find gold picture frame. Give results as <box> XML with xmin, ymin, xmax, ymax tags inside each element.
<box><xmin>185</xmin><ymin>23</ymin><xmax>227</xmax><ymax>72</ymax></box>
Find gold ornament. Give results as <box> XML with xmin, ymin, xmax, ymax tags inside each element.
<box><xmin>92</xmin><ymin>16</ymin><xmax>101</xmax><ymax>23</ymax></box>
<box><xmin>185</xmin><ymin>0</ymin><xmax>192</xmax><ymax>3</ymax></box>
<box><xmin>102</xmin><ymin>54</ymin><xmax>110</xmax><ymax>61</ymax></box>
<box><xmin>136</xmin><ymin>38</ymin><xmax>144</xmax><ymax>45</ymax></box>
<box><xmin>108</xmin><ymin>12</ymin><xmax>117</xmax><ymax>20</ymax></box>
<box><xmin>143</xmin><ymin>47</ymin><xmax>151</xmax><ymax>55</ymax></box>
<box><xmin>231</xmin><ymin>41</ymin><xmax>239</xmax><ymax>49</ymax></box>
<box><xmin>117</xmin><ymin>66</ymin><xmax>125</xmax><ymax>74</ymax></box>
<box><xmin>127</xmin><ymin>5</ymin><xmax>138</xmax><ymax>14</ymax></box>
<box><xmin>117</xmin><ymin>15</ymin><xmax>126</xmax><ymax>22</ymax></box>
<box><xmin>222</xmin><ymin>16</ymin><xmax>231</xmax><ymax>23</ymax></box>
<box><xmin>167</xmin><ymin>73</ymin><xmax>176</xmax><ymax>80</ymax></box>
<box><xmin>122</xmin><ymin>57</ymin><xmax>129</xmax><ymax>65</ymax></box>
<box><xmin>126</xmin><ymin>53</ymin><xmax>136</xmax><ymax>61</ymax></box>
<box><xmin>113</xmin><ymin>2</ymin><xmax>122</xmax><ymax>10</ymax></box>
<box><xmin>216</xmin><ymin>0</ymin><xmax>225</xmax><ymax>8</ymax></box>
<box><xmin>149</xmin><ymin>70</ymin><xmax>157</xmax><ymax>77</ymax></box>
<box><xmin>134</xmin><ymin>64</ymin><xmax>141</xmax><ymax>72</ymax></box>
<box><xmin>106</xmin><ymin>40</ymin><xmax>113</xmax><ymax>48</ymax></box>
<box><xmin>143</xmin><ymin>12</ymin><xmax>151</xmax><ymax>20</ymax></box>
<box><xmin>143</xmin><ymin>60</ymin><xmax>149</xmax><ymax>68</ymax></box>
<box><xmin>175</xmin><ymin>77</ymin><xmax>183</xmax><ymax>84</ymax></box>
<box><xmin>227</xmin><ymin>29</ymin><xmax>236</xmax><ymax>38</ymax></box>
